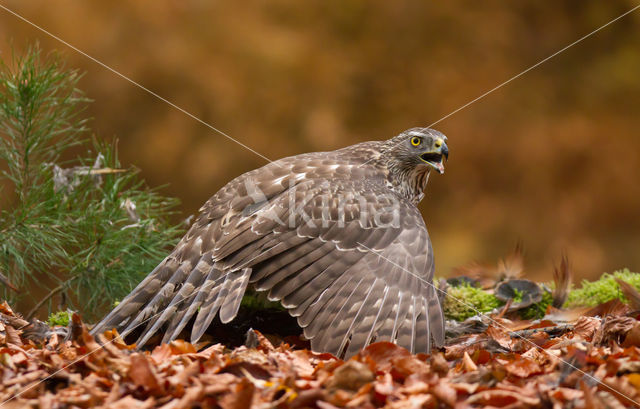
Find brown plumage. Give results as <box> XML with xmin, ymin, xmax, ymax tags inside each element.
<box><xmin>92</xmin><ymin>127</ymin><xmax>449</xmax><ymax>357</ymax></box>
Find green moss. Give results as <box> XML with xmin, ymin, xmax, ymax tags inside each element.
<box><xmin>565</xmin><ymin>269</ymin><xmax>640</xmax><ymax>308</ymax></box>
<box><xmin>519</xmin><ymin>291</ymin><xmax>553</xmax><ymax>320</ymax></box>
<box><xmin>240</xmin><ymin>290</ymin><xmax>285</xmax><ymax>311</ymax></box>
<box><xmin>443</xmin><ymin>269</ymin><xmax>640</xmax><ymax>321</ymax></box>
<box><xmin>444</xmin><ymin>284</ymin><xmax>503</xmax><ymax>321</ymax></box>
<box><xmin>47</xmin><ymin>311</ymin><xmax>71</xmax><ymax>327</ymax></box>
<box><xmin>512</xmin><ymin>288</ymin><xmax>524</xmax><ymax>303</ymax></box>
<box><xmin>444</xmin><ymin>282</ymin><xmax>554</xmax><ymax>321</ymax></box>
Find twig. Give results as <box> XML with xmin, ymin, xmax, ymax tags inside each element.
<box><xmin>26</xmin><ymin>284</ymin><xmax>64</xmax><ymax>320</ymax></box>
<box><xmin>509</xmin><ymin>324</ymin><xmax>574</xmax><ymax>339</ymax></box>
<box><xmin>0</xmin><ymin>270</ymin><xmax>18</xmax><ymax>292</ymax></box>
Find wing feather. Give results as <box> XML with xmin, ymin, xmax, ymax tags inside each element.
<box><xmin>93</xmin><ymin>149</ymin><xmax>445</xmax><ymax>357</ymax></box>
<box><xmin>219</xmin><ymin>268</ymin><xmax>251</xmax><ymax>323</ymax></box>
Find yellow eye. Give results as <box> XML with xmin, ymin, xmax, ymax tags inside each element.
<box><xmin>411</xmin><ymin>137</ymin><xmax>421</xmax><ymax>147</ymax></box>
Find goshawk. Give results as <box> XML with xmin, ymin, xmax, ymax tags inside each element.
<box><xmin>92</xmin><ymin>127</ymin><xmax>449</xmax><ymax>357</ymax></box>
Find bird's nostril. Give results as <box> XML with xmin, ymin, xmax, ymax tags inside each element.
<box><xmin>434</xmin><ymin>140</ymin><xmax>442</xmax><ymax>148</ymax></box>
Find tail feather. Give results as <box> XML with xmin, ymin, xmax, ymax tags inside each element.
<box><xmin>368</xmin><ymin>286</ymin><xmax>399</xmax><ymax>343</ymax></box>
<box><xmin>427</xmin><ymin>285</ymin><xmax>445</xmax><ymax>348</ymax></box>
<box><xmin>344</xmin><ymin>279</ymin><xmax>387</xmax><ymax>357</ymax></box>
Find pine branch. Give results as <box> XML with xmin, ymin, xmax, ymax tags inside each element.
<box><xmin>0</xmin><ymin>46</ymin><xmax>184</xmax><ymax>320</ymax></box>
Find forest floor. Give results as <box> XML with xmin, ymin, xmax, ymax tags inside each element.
<box><xmin>1</xmin><ymin>289</ymin><xmax>640</xmax><ymax>409</ymax></box>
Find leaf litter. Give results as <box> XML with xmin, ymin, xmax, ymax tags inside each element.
<box><xmin>2</xmin><ymin>279</ymin><xmax>640</xmax><ymax>408</ymax></box>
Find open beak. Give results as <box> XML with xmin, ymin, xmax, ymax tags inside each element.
<box><xmin>419</xmin><ymin>141</ymin><xmax>448</xmax><ymax>174</ymax></box>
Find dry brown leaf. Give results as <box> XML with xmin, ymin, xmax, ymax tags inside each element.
<box><xmin>100</xmin><ymin>328</ymin><xmax>136</xmax><ymax>350</ymax></box>
<box><xmin>357</xmin><ymin>341</ymin><xmax>411</xmax><ymax>373</ymax></box>
<box><xmin>5</xmin><ymin>326</ymin><xmax>21</xmax><ymax>347</ymax></box>
<box><xmin>150</xmin><ymin>343</ymin><xmax>172</xmax><ymax>364</ymax></box>
<box><xmin>549</xmin><ymin>386</ymin><xmax>583</xmax><ymax>403</ymax></box>
<box><xmin>386</xmin><ymin>394</ymin><xmax>434</xmax><ymax>409</ymax></box>
<box><xmin>581</xmin><ymin>380</ymin><xmax>606</xmax><ymax>409</ymax></box>
<box><xmin>400</xmin><ymin>375</ymin><xmax>429</xmax><ymax>395</ymax></box>
<box><xmin>219</xmin><ymin>378</ymin><xmax>255</xmax><ymax>409</ymax></box>
<box><xmin>128</xmin><ymin>353</ymin><xmax>163</xmax><ymax>395</ymax></box>
<box><xmin>503</xmin><ymin>356</ymin><xmax>543</xmax><ymax>378</ymax></box>
<box><xmin>599</xmin><ymin>375</ymin><xmax>640</xmax><ymax>407</ymax></box>
<box><xmin>622</xmin><ymin>322</ymin><xmax>640</xmax><ymax>348</ymax></box>
<box><xmin>461</xmin><ymin>351</ymin><xmax>478</xmax><ymax>372</ymax></box>
<box><xmin>325</xmin><ymin>360</ymin><xmax>374</xmax><ymax>392</ymax></box>
<box><xmin>573</xmin><ymin>316</ymin><xmax>601</xmax><ymax>341</ymax></box>
<box><xmin>589</xmin><ymin>299</ymin><xmax>630</xmax><ymax>318</ymax></box>
<box><xmin>615</xmin><ymin>278</ymin><xmax>640</xmax><ymax>311</ymax></box>
<box><xmin>486</xmin><ymin>325</ymin><xmax>513</xmax><ymax>350</ymax></box>
<box><xmin>594</xmin><ymin>316</ymin><xmax>637</xmax><ymax>346</ymax></box>
<box><xmin>467</xmin><ymin>388</ymin><xmax>541</xmax><ymax>407</ymax></box>
<box><xmin>290</xmin><ymin>389</ymin><xmax>326</xmax><ymax>409</ymax></box>
<box><xmin>4</xmin><ymin>297</ymin><xmax>640</xmax><ymax>409</ymax></box>
<box><xmin>390</xmin><ymin>356</ymin><xmax>431</xmax><ymax>380</ymax></box>
<box><xmin>104</xmin><ymin>396</ymin><xmax>155</xmax><ymax>409</ymax></box>
<box><xmin>432</xmin><ymin>381</ymin><xmax>457</xmax><ymax>407</ymax></box>
<box><xmin>169</xmin><ymin>339</ymin><xmax>197</xmax><ymax>354</ymax></box>
<box><xmin>164</xmin><ymin>382</ymin><xmax>204</xmax><ymax>409</ymax></box>
<box><xmin>545</xmin><ymin>305</ymin><xmax>593</xmax><ymax>322</ymax></box>
<box><xmin>288</xmin><ymin>350</ymin><xmax>318</xmax><ymax>378</ymax></box>
<box><xmin>429</xmin><ymin>352</ymin><xmax>449</xmax><ymax>376</ymax></box>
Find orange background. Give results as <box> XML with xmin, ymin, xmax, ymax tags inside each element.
<box><xmin>1</xmin><ymin>1</ymin><xmax>639</xmax><ymax>281</ymax></box>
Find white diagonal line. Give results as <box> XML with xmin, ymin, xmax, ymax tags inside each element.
<box><xmin>355</xmin><ymin>241</ymin><xmax>640</xmax><ymax>407</ymax></box>
<box><xmin>0</xmin><ymin>3</ymin><xmax>275</xmax><ymax>165</ymax></box>
<box><xmin>426</xmin><ymin>4</ymin><xmax>640</xmax><ymax>129</ymax></box>
<box><xmin>360</xmin><ymin>3</ymin><xmax>640</xmax><ymax>167</ymax></box>
<box><xmin>2</xmin><ymin>2</ymin><xmax>639</xmax><ymax>405</ymax></box>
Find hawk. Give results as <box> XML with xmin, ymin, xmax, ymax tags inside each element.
<box><xmin>92</xmin><ymin>127</ymin><xmax>449</xmax><ymax>357</ymax></box>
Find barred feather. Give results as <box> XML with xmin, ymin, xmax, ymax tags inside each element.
<box><xmin>92</xmin><ymin>127</ymin><xmax>448</xmax><ymax>357</ymax></box>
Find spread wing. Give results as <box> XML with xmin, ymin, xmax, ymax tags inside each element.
<box><xmin>93</xmin><ymin>154</ymin><xmax>444</xmax><ymax>357</ymax></box>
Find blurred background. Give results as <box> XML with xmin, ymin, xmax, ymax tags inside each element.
<box><xmin>0</xmin><ymin>1</ymin><xmax>639</xmax><ymax>282</ymax></box>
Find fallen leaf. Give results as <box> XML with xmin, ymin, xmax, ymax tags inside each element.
<box><xmin>429</xmin><ymin>352</ymin><xmax>449</xmax><ymax>375</ymax></box>
<box><xmin>390</xmin><ymin>356</ymin><xmax>431</xmax><ymax>380</ymax></box>
<box><xmin>573</xmin><ymin>316</ymin><xmax>601</xmax><ymax>341</ymax></box>
<box><xmin>128</xmin><ymin>353</ymin><xmax>163</xmax><ymax>395</ymax></box>
<box><xmin>325</xmin><ymin>360</ymin><xmax>374</xmax><ymax>392</ymax></box>
<box><xmin>169</xmin><ymin>339</ymin><xmax>197</xmax><ymax>354</ymax></box>
<box><xmin>622</xmin><ymin>322</ymin><xmax>640</xmax><ymax>348</ymax></box>
<box><xmin>594</xmin><ymin>316</ymin><xmax>637</xmax><ymax>346</ymax></box>
<box><xmin>486</xmin><ymin>326</ymin><xmax>513</xmax><ymax>351</ymax></box>
<box><xmin>432</xmin><ymin>381</ymin><xmax>457</xmax><ymax>407</ymax></box>
<box><xmin>4</xmin><ymin>326</ymin><xmax>21</xmax><ymax>347</ymax></box>
<box><xmin>107</xmin><ymin>396</ymin><xmax>155</xmax><ymax>409</ymax></box>
<box><xmin>503</xmin><ymin>356</ymin><xmax>543</xmax><ymax>378</ymax></box>
<box><xmin>581</xmin><ymin>380</ymin><xmax>606</xmax><ymax>409</ymax></box>
<box><xmin>357</xmin><ymin>342</ymin><xmax>410</xmax><ymax>373</ymax></box>
<box><xmin>150</xmin><ymin>343</ymin><xmax>173</xmax><ymax>364</ymax></box>
<box><xmin>219</xmin><ymin>378</ymin><xmax>255</xmax><ymax>409</ymax></box>
<box><xmin>615</xmin><ymin>278</ymin><xmax>640</xmax><ymax>310</ymax></box>
<box><xmin>467</xmin><ymin>388</ymin><xmax>540</xmax><ymax>407</ymax></box>
<box><xmin>461</xmin><ymin>351</ymin><xmax>478</xmax><ymax>372</ymax></box>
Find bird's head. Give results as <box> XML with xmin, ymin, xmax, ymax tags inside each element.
<box><xmin>384</xmin><ymin>128</ymin><xmax>449</xmax><ymax>175</ymax></box>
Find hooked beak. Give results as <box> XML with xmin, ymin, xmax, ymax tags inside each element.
<box><xmin>419</xmin><ymin>140</ymin><xmax>448</xmax><ymax>174</ymax></box>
